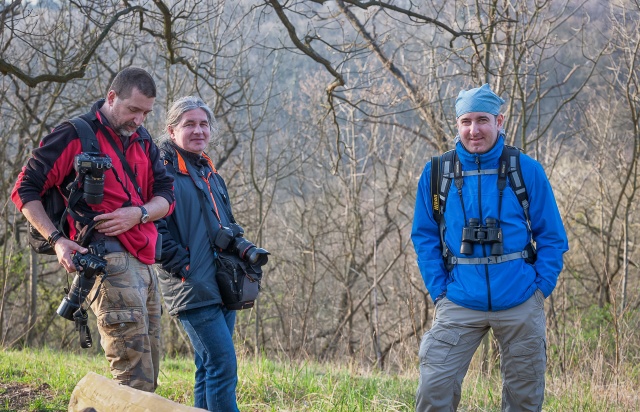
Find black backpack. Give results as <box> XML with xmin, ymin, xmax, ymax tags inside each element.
<box><xmin>28</xmin><ymin>117</ymin><xmax>99</xmax><ymax>255</ymax></box>
<box><xmin>430</xmin><ymin>145</ymin><xmax>536</xmax><ymax>269</ymax></box>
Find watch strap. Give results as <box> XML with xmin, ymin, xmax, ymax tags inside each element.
<box><xmin>139</xmin><ymin>206</ymin><xmax>149</xmax><ymax>223</ymax></box>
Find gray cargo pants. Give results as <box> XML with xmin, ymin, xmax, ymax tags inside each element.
<box><xmin>416</xmin><ymin>290</ymin><xmax>547</xmax><ymax>412</ymax></box>
<box><xmin>89</xmin><ymin>252</ymin><xmax>162</xmax><ymax>393</ymax></box>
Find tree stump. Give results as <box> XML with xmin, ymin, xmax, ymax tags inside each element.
<box><xmin>68</xmin><ymin>372</ymin><xmax>204</xmax><ymax>411</ymax></box>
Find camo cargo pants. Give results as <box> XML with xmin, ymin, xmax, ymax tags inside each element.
<box><xmin>89</xmin><ymin>252</ymin><xmax>161</xmax><ymax>393</ymax></box>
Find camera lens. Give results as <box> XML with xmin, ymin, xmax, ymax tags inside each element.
<box><xmin>246</xmin><ymin>247</ymin><xmax>270</xmax><ymax>266</ymax></box>
<box><xmin>83</xmin><ymin>175</ymin><xmax>105</xmax><ymax>204</ymax></box>
<box><xmin>57</xmin><ymin>279</ymin><xmax>95</xmax><ymax>320</ymax></box>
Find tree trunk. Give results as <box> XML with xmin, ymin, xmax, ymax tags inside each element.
<box><xmin>68</xmin><ymin>372</ymin><xmax>204</xmax><ymax>411</ymax></box>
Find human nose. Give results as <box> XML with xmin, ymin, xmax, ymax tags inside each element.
<box><xmin>470</xmin><ymin>121</ymin><xmax>480</xmax><ymax>135</ymax></box>
<box><xmin>133</xmin><ymin>113</ymin><xmax>146</xmax><ymax>126</ymax></box>
<box><xmin>194</xmin><ymin>124</ymin><xmax>205</xmax><ymax>134</ymax></box>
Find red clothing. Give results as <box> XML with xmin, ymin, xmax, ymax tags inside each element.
<box><xmin>12</xmin><ymin>99</ymin><xmax>174</xmax><ymax>264</ymax></box>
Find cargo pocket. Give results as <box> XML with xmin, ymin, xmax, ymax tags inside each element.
<box><xmin>105</xmin><ymin>253</ymin><xmax>130</xmax><ymax>276</ymax></box>
<box><xmin>98</xmin><ymin>308</ymin><xmax>144</xmax><ymax>338</ymax></box>
<box><xmin>509</xmin><ymin>338</ymin><xmax>546</xmax><ymax>381</ymax></box>
<box><xmin>420</xmin><ymin>329</ymin><xmax>460</xmax><ymax>365</ymax></box>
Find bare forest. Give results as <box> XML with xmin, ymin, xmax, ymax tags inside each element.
<box><xmin>1</xmin><ymin>0</ymin><xmax>639</xmax><ymax>396</ymax></box>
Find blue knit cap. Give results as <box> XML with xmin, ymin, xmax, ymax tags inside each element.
<box><xmin>455</xmin><ymin>84</ymin><xmax>505</xmax><ymax>118</ymax></box>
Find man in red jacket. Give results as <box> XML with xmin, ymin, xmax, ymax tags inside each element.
<box><xmin>12</xmin><ymin>67</ymin><xmax>174</xmax><ymax>392</ymax></box>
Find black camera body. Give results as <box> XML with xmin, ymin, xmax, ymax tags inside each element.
<box><xmin>56</xmin><ymin>251</ymin><xmax>107</xmax><ymax>321</ymax></box>
<box><xmin>214</xmin><ymin>223</ymin><xmax>269</xmax><ymax>267</ymax></box>
<box><xmin>460</xmin><ymin>217</ymin><xmax>503</xmax><ymax>256</ymax></box>
<box><xmin>74</xmin><ymin>152</ymin><xmax>112</xmax><ymax>204</ymax></box>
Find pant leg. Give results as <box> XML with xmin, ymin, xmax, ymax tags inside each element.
<box><xmin>193</xmin><ymin>352</ymin><xmax>207</xmax><ymax>409</ymax></box>
<box><xmin>147</xmin><ymin>264</ymin><xmax>162</xmax><ymax>390</ymax></box>
<box><xmin>491</xmin><ymin>290</ymin><xmax>547</xmax><ymax>412</ymax></box>
<box><xmin>416</xmin><ymin>298</ymin><xmax>489</xmax><ymax>412</ymax></box>
<box><xmin>89</xmin><ymin>252</ymin><xmax>159</xmax><ymax>392</ymax></box>
<box><xmin>179</xmin><ymin>305</ymin><xmax>238</xmax><ymax>412</ymax></box>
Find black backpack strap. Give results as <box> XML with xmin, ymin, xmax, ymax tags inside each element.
<box><xmin>430</xmin><ymin>155</ymin><xmax>442</xmax><ymax>223</ymax></box>
<box><xmin>433</xmin><ymin>150</ymin><xmax>456</xmax><ymax>217</ymax></box>
<box><xmin>69</xmin><ymin>117</ymin><xmax>99</xmax><ymax>153</ymax></box>
<box><xmin>431</xmin><ymin>150</ymin><xmax>456</xmax><ymax>271</ymax></box>
<box><xmin>503</xmin><ymin>146</ymin><xmax>531</xmax><ymax>229</ymax></box>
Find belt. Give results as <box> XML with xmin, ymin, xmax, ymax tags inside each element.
<box><xmin>90</xmin><ymin>238</ymin><xmax>127</xmax><ymax>256</ymax></box>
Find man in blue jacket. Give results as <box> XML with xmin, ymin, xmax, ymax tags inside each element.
<box><xmin>411</xmin><ymin>84</ymin><xmax>568</xmax><ymax>411</ymax></box>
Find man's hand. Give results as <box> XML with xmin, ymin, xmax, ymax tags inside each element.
<box><xmin>93</xmin><ymin>206</ymin><xmax>142</xmax><ymax>236</ymax></box>
<box><xmin>54</xmin><ymin>238</ymin><xmax>88</xmax><ymax>273</ymax></box>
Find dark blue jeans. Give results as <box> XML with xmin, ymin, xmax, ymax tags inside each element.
<box><xmin>179</xmin><ymin>304</ymin><xmax>238</xmax><ymax>412</ymax></box>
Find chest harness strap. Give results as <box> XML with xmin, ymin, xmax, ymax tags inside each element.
<box><xmin>431</xmin><ymin>145</ymin><xmax>536</xmax><ymax>268</ymax></box>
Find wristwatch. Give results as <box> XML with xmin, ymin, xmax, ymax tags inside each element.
<box><xmin>139</xmin><ymin>206</ymin><xmax>150</xmax><ymax>224</ymax></box>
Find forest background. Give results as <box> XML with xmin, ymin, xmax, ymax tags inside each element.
<box><xmin>1</xmin><ymin>0</ymin><xmax>639</xmax><ymax>408</ymax></box>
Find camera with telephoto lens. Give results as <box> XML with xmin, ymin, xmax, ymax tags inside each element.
<box><xmin>460</xmin><ymin>217</ymin><xmax>503</xmax><ymax>256</ymax></box>
<box><xmin>74</xmin><ymin>152</ymin><xmax>112</xmax><ymax>204</ymax></box>
<box><xmin>214</xmin><ymin>223</ymin><xmax>270</xmax><ymax>266</ymax></box>
<box><xmin>56</xmin><ymin>251</ymin><xmax>107</xmax><ymax>321</ymax></box>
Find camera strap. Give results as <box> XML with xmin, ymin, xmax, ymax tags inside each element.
<box><xmin>178</xmin><ymin>150</ymin><xmax>226</xmax><ymax>253</ymax></box>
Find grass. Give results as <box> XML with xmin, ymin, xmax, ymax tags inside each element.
<box><xmin>0</xmin><ymin>347</ymin><xmax>415</xmax><ymax>411</ymax></box>
<box><xmin>1</xmin><ymin>343</ymin><xmax>639</xmax><ymax>411</ymax></box>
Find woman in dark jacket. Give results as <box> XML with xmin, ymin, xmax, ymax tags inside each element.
<box><xmin>156</xmin><ymin>96</ymin><xmax>239</xmax><ymax>412</ymax></box>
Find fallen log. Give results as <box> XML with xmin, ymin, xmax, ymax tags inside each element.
<box><xmin>68</xmin><ymin>372</ymin><xmax>204</xmax><ymax>411</ymax></box>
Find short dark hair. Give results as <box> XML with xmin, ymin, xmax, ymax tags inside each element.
<box><xmin>109</xmin><ymin>67</ymin><xmax>157</xmax><ymax>99</ymax></box>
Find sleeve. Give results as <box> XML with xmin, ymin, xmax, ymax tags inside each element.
<box><xmin>411</xmin><ymin>161</ymin><xmax>450</xmax><ymax>303</ymax></box>
<box><xmin>147</xmin><ymin>139</ymin><xmax>175</xmax><ymax>214</ymax></box>
<box><xmin>11</xmin><ymin>123</ymin><xmax>80</xmax><ymax>211</ymax></box>
<box><xmin>523</xmin><ymin>157</ymin><xmax>569</xmax><ymax>297</ymax></box>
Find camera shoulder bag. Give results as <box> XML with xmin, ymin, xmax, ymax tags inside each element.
<box><xmin>180</xmin><ymin>151</ymin><xmax>262</xmax><ymax>310</ymax></box>
<box><xmin>28</xmin><ymin>117</ymin><xmax>99</xmax><ymax>255</ymax></box>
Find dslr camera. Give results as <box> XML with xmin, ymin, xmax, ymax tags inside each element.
<box><xmin>56</xmin><ymin>250</ymin><xmax>107</xmax><ymax>321</ymax></box>
<box><xmin>460</xmin><ymin>217</ymin><xmax>503</xmax><ymax>256</ymax></box>
<box><xmin>214</xmin><ymin>223</ymin><xmax>269</xmax><ymax>266</ymax></box>
<box><xmin>56</xmin><ymin>249</ymin><xmax>107</xmax><ymax>349</ymax></box>
<box><xmin>74</xmin><ymin>152</ymin><xmax>112</xmax><ymax>204</ymax></box>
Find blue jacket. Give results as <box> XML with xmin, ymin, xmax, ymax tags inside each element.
<box><xmin>156</xmin><ymin>141</ymin><xmax>234</xmax><ymax>315</ymax></box>
<box><xmin>411</xmin><ymin>136</ymin><xmax>569</xmax><ymax>311</ymax></box>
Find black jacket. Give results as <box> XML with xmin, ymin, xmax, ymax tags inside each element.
<box><xmin>156</xmin><ymin>141</ymin><xmax>234</xmax><ymax>315</ymax></box>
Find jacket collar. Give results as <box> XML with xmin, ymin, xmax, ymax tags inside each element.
<box><xmin>163</xmin><ymin>141</ymin><xmax>217</xmax><ymax>175</ymax></box>
<box><xmin>455</xmin><ymin>134</ymin><xmax>505</xmax><ymax>167</ymax></box>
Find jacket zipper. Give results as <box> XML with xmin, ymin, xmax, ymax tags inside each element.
<box><xmin>476</xmin><ymin>155</ymin><xmax>492</xmax><ymax>311</ymax></box>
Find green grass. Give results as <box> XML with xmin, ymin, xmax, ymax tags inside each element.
<box><xmin>1</xmin><ymin>346</ymin><xmax>639</xmax><ymax>411</ymax></box>
<box><xmin>0</xmin><ymin>348</ymin><xmax>415</xmax><ymax>411</ymax></box>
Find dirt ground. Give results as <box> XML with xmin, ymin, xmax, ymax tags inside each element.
<box><xmin>0</xmin><ymin>381</ymin><xmax>56</xmax><ymax>412</ymax></box>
